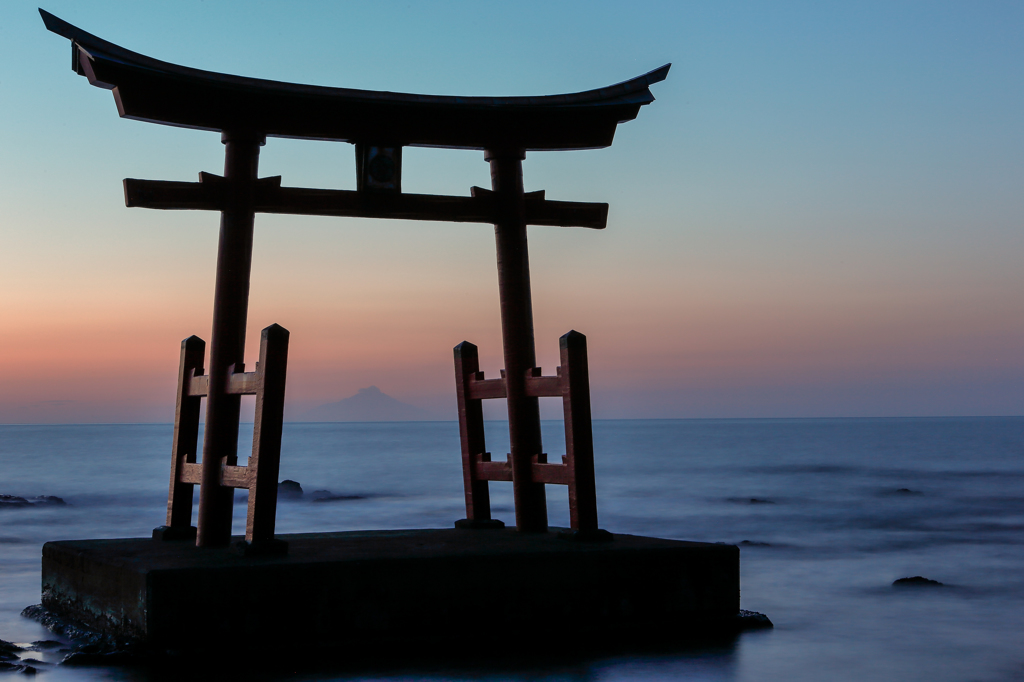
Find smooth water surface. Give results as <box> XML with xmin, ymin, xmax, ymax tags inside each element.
<box><xmin>1</xmin><ymin>418</ymin><xmax>1022</xmax><ymax>680</ymax></box>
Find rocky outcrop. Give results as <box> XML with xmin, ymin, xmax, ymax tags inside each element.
<box><xmin>1</xmin><ymin>494</ymin><xmax>66</xmax><ymax>508</ymax></box>
<box><xmin>893</xmin><ymin>576</ymin><xmax>943</xmax><ymax>587</ymax></box>
<box><xmin>278</xmin><ymin>480</ymin><xmax>303</xmax><ymax>499</ymax></box>
<box><xmin>21</xmin><ymin>605</ymin><xmax>140</xmax><ymax>667</ymax></box>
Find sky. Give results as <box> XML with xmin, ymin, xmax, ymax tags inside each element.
<box><xmin>0</xmin><ymin>1</ymin><xmax>1021</xmax><ymax>423</ymax></box>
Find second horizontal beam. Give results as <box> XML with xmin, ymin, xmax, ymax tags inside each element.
<box><xmin>124</xmin><ymin>178</ymin><xmax>608</xmax><ymax>229</ymax></box>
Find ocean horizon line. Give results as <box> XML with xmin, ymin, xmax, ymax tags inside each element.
<box><xmin>1</xmin><ymin>415</ymin><xmax>1021</xmax><ymax>427</ymax></box>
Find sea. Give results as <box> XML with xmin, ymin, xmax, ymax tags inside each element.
<box><xmin>1</xmin><ymin>418</ymin><xmax>1022</xmax><ymax>681</ymax></box>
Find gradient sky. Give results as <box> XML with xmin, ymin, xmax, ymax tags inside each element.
<box><xmin>0</xmin><ymin>1</ymin><xmax>1021</xmax><ymax>422</ymax></box>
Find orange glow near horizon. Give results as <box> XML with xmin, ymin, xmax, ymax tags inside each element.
<box><xmin>1</xmin><ymin>2</ymin><xmax>1022</xmax><ymax>422</ymax></box>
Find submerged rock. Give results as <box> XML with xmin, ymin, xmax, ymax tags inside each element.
<box><xmin>0</xmin><ymin>639</ymin><xmax>24</xmax><ymax>657</ymax></box>
<box><xmin>61</xmin><ymin>650</ymin><xmax>138</xmax><ymax>666</ymax></box>
<box><xmin>1</xmin><ymin>494</ymin><xmax>66</xmax><ymax>508</ymax></box>
<box><xmin>278</xmin><ymin>480</ymin><xmax>304</xmax><ymax>499</ymax></box>
<box><xmin>739</xmin><ymin>540</ymin><xmax>771</xmax><ymax>547</ymax></box>
<box><xmin>311</xmin><ymin>490</ymin><xmax>367</xmax><ymax>502</ymax></box>
<box><xmin>893</xmin><ymin>576</ymin><xmax>944</xmax><ymax>587</ymax></box>
<box><xmin>736</xmin><ymin>610</ymin><xmax>773</xmax><ymax>629</ymax></box>
<box><xmin>21</xmin><ymin>605</ymin><xmax>141</xmax><ymax>667</ymax></box>
<box><xmin>31</xmin><ymin>496</ymin><xmax>66</xmax><ymax>506</ymax></box>
<box><xmin>21</xmin><ymin>605</ymin><xmax>111</xmax><ymax>649</ymax></box>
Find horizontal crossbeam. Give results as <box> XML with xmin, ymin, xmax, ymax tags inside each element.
<box><xmin>465</xmin><ymin>367</ymin><xmax>563</xmax><ymax>400</ymax></box>
<box><xmin>123</xmin><ymin>177</ymin><xmax>608</xmax><ymax>229</ymax></box>
<box><xmin>471</xmin><ymin>453</ymin><xmax>571</xmax><ymax>485</ymax></box>
<box><xmin>187</xmin><ymin>368</ymin><xmax>259</xmax><ymax>396</ymax></box>
<box><xmin>179</xmin><ymin>462</ymin><xmax>249</xmax><ymax>488</ymax></box>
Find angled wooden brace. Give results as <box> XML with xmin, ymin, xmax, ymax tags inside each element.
<box><xmin>154</xmin><ymin>324</ymin><xmax>290</xmax><ymax>554</ymax></box>
<box><xmin>453</xmin><ymin>342</ymin><xmax>505</xmax><ymax>529</ymax></box>
<box><xmin>453</xmin><ymin>331</ymin><xmax>608</xmax><ymax>538</ymax></box>
<box><xmin>153</xmin><ymin>335</ymin><xmax>206</xmax><ymax>541</ymax></box>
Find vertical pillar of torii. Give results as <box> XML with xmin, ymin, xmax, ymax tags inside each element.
<box><xmin>196</xmin><ymin>132</ymin><xmax>264</xmax><ymax>546</ymax></box>
<box><xmin>487</xmin><ymin>148</ymin><xmax>548</xmax><ymax>532</ymax></box>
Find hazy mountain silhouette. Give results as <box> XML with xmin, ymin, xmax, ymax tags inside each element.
<box><xmin>297</xmin><ymin>386</ymin><xmax>433</xmax><ymax>422</ymax></box>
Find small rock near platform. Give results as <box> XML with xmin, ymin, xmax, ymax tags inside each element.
<box><xmin>31</xmin><ymin>496</ymin><xmax>66</xmax><ymax>506</ymax></box>
<box><xmin>278</xmin><ymin>480</ymin><xmax>303</xmax><ymax>499</ymax></box>
<box><xmin>0</xmin><ymin>639</ymin><xmax>24</xmax><ymax>657</ymax></box>
<box><xmin>893</xmin><ymin>576</ymin><xmax>943</xmax><ymax>587</ymax></box>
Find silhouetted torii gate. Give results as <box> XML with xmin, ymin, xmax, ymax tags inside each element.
<box><xmin>42</xmin><ymin>10</ymin><xmax>668</xmax><ymax>550</ymax></box>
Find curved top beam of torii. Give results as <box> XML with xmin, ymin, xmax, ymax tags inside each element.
<box><xmin>40</xmin><ymin>9</ymin><xmax>669</xmax><ymax>151</ymax></box>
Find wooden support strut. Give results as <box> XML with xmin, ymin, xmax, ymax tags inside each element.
<box><xmin>156</xmin><ymin>324</ymin><xmax>290</xmax><ymax>553</ymax></box>
<box><xmin>453</xmin><ymin>331</ymin><xmax>606</xmax><ymax>537</ymax></box>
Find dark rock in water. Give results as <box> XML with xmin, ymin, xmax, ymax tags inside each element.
<box><xmin>739</xmin><ymin>540</ymin><xmax>771</xmax><ymax>547</ymax></box>
<box><xmin>748</xmin><ymin>498</ymin><xmax>774</xmax><ymax>504</ymax></box>
<box><xmin>726</xmin><ymin>497</ymin><xmax>775</xmax><ymax>505</ymax></box>
<box><xmin>31</xmin><ymin>496</ymin><xmax>66</xmax><ymax>506</ymax></box>
<box><xmin>0</xmin><ymin>661</ymin><xmax>23</xmax><ymax>671</ymax></box>
<box><xmin>20</xmin><ymin>665</ymin><xmax>38</xmax><ymax>675</ymax></box>
<box><xmin>736</xmin><ymin>609</ymin><xmax>773</xmax><ymax>629</ymax></box>
<box><xmin>311</xmin><ymin>491</ymin><xmax>367</xmax><ymax>502</ymax></box>
<box><xmin>16</xmin><ymin>659</ymin><xmax>45</xmax><ymax>666</ymax></box>
<box><xmin>278</xmin><ymin>480</ymin><xmax>303</xmax><ymax>499</ymax></box>
<box><xmin>28</xmin><ymin>642</ymin><xmax>62</xmax><ymax>651</ymax></box>
<box><xmin>21</xmin><ymin>605</ymin><xmax>112</xmax><ymax>649</ymax></box>
<box><xmin>21</xmin><ymin>605</ymin><xmax>141</xmax><ymax>667</ymax></box>
<box><xmin>894</xmin><ymin>488</ymin><xmax>922</xmax><ymax>495</ymax></box>
<box><xmin>61</xmin><ymin>650</ymin><xmax>139</xmax><ymax>666</ymax></box>
<box><xmin>1</xmin><ymin>494</ymin><xmax>67</xmax><ymax>508</ymax></box>
<box><xmin>0</xmin><ymin>640</ymin><xmax>23</xmax><ymax>656</ymax></box>
<box><xmin>893</xmin><ymin>576</ymin><xmax>943</xmax><ymax>587</ymax></box>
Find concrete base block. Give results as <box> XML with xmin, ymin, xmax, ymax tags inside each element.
<box><xmin>41</xmin><ymin>529</ymin><xmax>740</xmax><ymax>651</ymax></box>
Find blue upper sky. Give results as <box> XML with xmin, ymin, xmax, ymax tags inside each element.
<box><xmin>0</xmin><ymin>1</ymin><xmax>1021</xmax><ymax>422</ymax></box>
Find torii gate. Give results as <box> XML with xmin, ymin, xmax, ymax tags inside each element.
<box><xmin>42</xmin><ymin>10</ymin><xmax>668</xmax><ymax>551</ymax></box>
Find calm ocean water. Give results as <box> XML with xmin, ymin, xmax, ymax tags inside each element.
<box><xmin>1</xmin><ymin>418</ymin><xmax>1023</xmax><ymax>680</ymax></box>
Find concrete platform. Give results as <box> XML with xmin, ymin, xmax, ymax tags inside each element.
<box><xmin>41</xmin><ymin>528</ymin><xmax>740</xmax><ymax>652</ymax></box>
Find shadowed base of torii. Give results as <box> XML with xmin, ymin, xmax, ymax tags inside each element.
<box><xmin>38</xmin><ymin>528</ymin><xmax>748</xmax><ymax>653</ymax></box>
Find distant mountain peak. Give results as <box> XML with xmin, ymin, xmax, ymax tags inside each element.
<box><xmin>296</xmin><ymin>386</ymin><xmax>433</xmax><ymax>422</ymax></box>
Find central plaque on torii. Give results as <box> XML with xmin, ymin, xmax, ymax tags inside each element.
<box><xmin>41</xmin><ymin>9</ymin><xmax>669</xmax><ymax>551</ymax></box>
